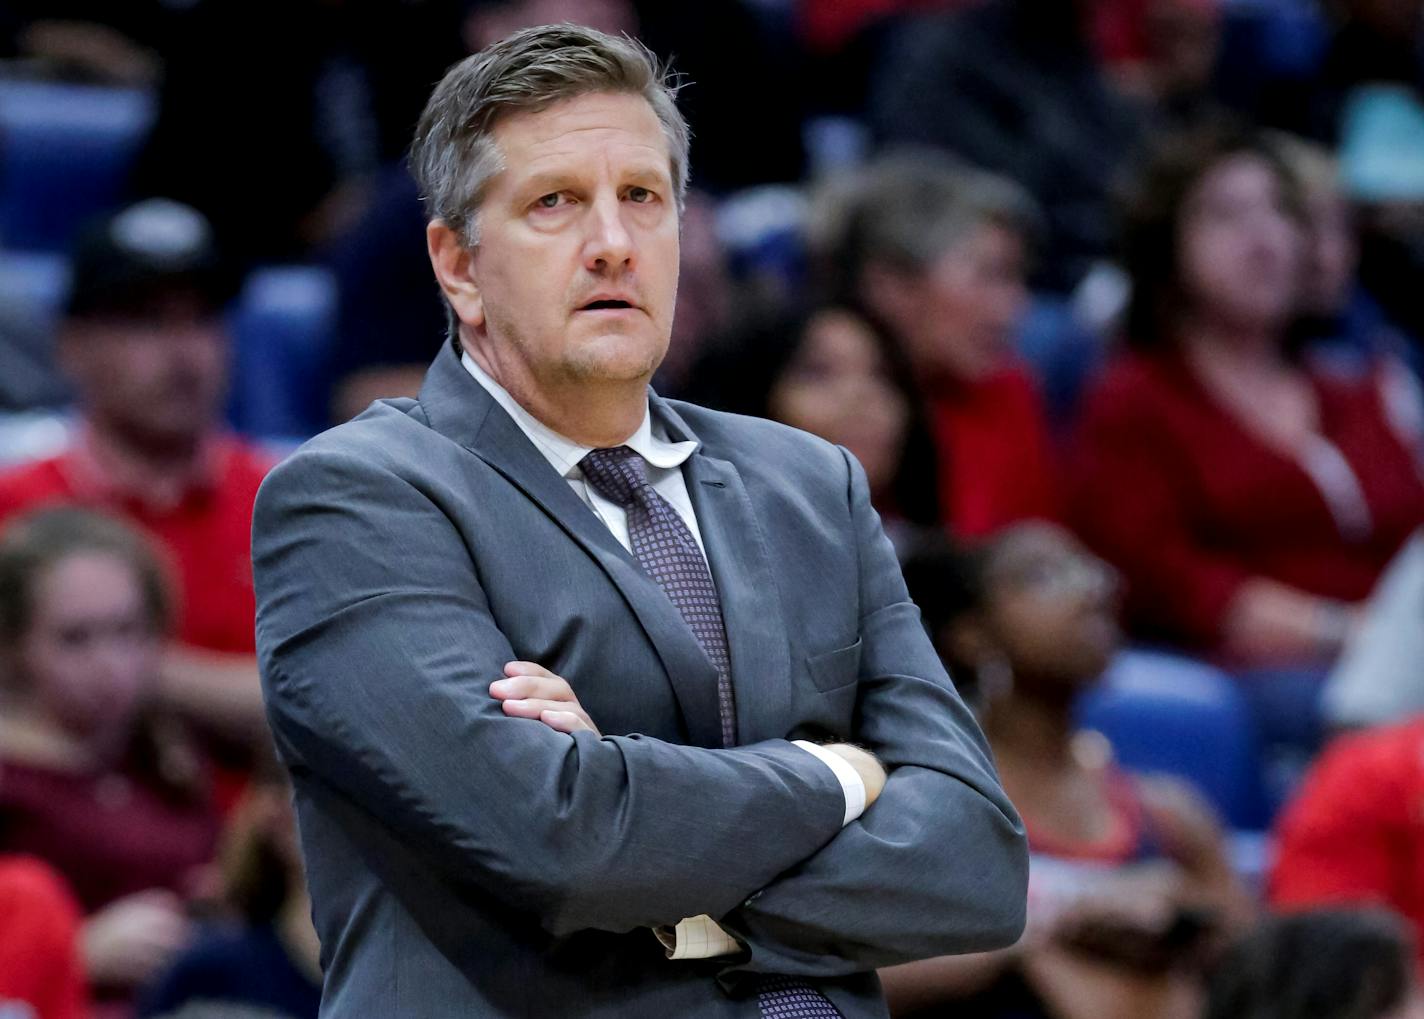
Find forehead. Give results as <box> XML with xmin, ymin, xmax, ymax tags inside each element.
<box><xmin>488</xmin><ymin>91</ymin><xmax>672</xmax><ymax>186</ymax></box>
<box><xmin>33</xmin><ymin>553</ymin><xmax>142</xmax><ymax>618</ymax></box>
<box><xmin>987</xmin><ymin>524</ymin><xmax>1083</xmax><ymax>574</ymax></box>
<box><xmin>1191</xmin><ymin>153</ymin><xmax>1281</xmax><ymax>205</ymax></box>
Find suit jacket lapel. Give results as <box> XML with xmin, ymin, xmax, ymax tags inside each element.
<box><xmin>657</xmin><ymin>398</ymin><xmax>794</xmax><ymax>746</ymax></box>
<box><xmin>417</xmin><ymin>348</ymin><xmax>726</xmax><ymax>749</ymax></box>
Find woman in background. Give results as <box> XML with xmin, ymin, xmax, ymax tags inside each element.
<box><xmin>1070</xmin><ymin>122</ymin><xmax>1424</xmax><ymax>667</ymax></box>
<box><xmin>686</xmin><ymin>302</ymin><xmax>941</xmax><ymax>547</ymax></box>
<box><xmin>806</xmin><ymin>154</ymin><xmax>1059</xmax><ymax>538</ymax></box>
<box><xmin>883</xmin><ymin>523</ymin><xmax>1249</xmax><ymax>1019</ymax></box>
<box><xmin>0</xmin><ymin>507</ymin><xmax>220</xmax><ymax>1010</ymax></box>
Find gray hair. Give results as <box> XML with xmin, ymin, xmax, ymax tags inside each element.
<box><xmin>806</xmin><ymin>150</ymin><xmax>1041</xmax><ymax>300</ymax></box>
<box><xmin>410</xmin><ymin>22</ymin><xmax>690</xmax><ymax>248</ymax></box>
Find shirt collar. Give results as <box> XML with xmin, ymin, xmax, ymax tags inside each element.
<box><xmin>460</xmin><ymin>351</ymin><xmax>697</xmax><ymax>479</ymax></box>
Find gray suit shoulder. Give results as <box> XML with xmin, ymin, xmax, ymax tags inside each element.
<box><xmin>276</xmin><ymin>397</ymin><xmax>432</xmax><ymax>466</ymax></box>
<box><xmin>257</xmin><ymin>398</ymin><xmax>435</xmax><ymax>500</ymax></box>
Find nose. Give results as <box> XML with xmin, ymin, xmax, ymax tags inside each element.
<box><xmin>583</xmin><ymin>192</ymin><xmax>635</xmax><ymax>273</ymax></box>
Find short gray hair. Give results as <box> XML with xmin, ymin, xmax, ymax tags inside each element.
<box><xmin>410</xmin><ymin>22</ymin><xmax>690</xmax><ymax>248</ymax></box>
<box><xmin>806</xmin><ymin>150</ymin><xmax>1040</xmax><ymax>300</ymax></box>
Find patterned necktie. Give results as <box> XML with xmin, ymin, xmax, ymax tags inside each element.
<box><xmin>579</xmin><ymin>447</ymin><xmax>844</xmax><ymax>1019</ymax></box>
<box><xmin>578</xmin><ymin>445</ymin><xmax>737</xmax><ymax>748</ymax></box>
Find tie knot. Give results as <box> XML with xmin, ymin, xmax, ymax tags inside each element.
<box><xmin>579</xmin><ymin>446</ymin><xmax>649</xmax><ymax>508</ymax></box>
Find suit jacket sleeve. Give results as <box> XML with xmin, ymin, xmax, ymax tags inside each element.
<box><xmin>251</xmin><ymin>444</ymin><xmax>847</xmax><ymax>939</ymax></box>
<box><xmin>715</xmin><ymin>448</ymin><xmax>1029</xmax><ymax>976</ymax></box>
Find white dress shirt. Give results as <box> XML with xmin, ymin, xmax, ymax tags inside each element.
<box><xmin>461</xmin><ymin>352</ymin><xmax>866</xmax><ymax>956</ymax></box>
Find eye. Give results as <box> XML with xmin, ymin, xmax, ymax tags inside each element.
<box><xmin>627</xmin><ymin>186</ymin><xmax>654</xmax><ymax>204</ymax></box>
<box><xmin>536</xmin><ymin>192</ymin><xmax>565</xmax><ymax>210</ymax></box>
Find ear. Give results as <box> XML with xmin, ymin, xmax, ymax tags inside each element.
<box><xmin>426</xmin><ymin>219</ymin><xmax>484</xmax><ymax>330</ymax></box>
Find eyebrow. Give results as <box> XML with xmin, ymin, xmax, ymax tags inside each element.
<box><xmin>513</xmin><ymin>165</ymin><xmax>673</xmax><ymax>200</ymax></box>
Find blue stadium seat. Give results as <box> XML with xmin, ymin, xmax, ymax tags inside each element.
<box><xmin>1075</xmin><ymin>650</ymin><xmax>1272</xmax><ymax>831</ymax></box>
<box><xmin>227</xmin><ymin>266</ymin><xmax>337</xmax><ymax>441</ymax></box>
<box><xmin>1015</xmin><ymin>294</ymin><xmax>1107</xmax><ymax>432</ymax></box>
<box><xmin>0</xmin><ymin>81</ymin><xmax>157</xmax><ymax>252</ymax></box>
<box><xmin>0</xmin><ymin>249</ymin><xmax>70</xmax><ymax>330</ymax></box>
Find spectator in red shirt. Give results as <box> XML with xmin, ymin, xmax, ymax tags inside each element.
<box><xmin>0</xmin><ymin>856</ymin><xmax>90</xmax><ymax>1019</ymax></box>
<box><xmin>1269</xmin><ymin>716</ymin><xmax>1424</xmax><ymax>968</ymax></box>
<box><xmin>0</xmin><ymin>508</ymin><xmax>219</xmax><ymax>1008</ymax></box>
<box><xmin>808</xmin><ymin>153</ymin><xmax>1059</xmax><ymax>538</ymax></box>
<box><xmin>1070</xmin><ymin>123</ymin><xmax>1424</xmax><ymax>665</ymax></box>
<box><xmin>0</xmin><ymin>200</ymin><xmax>272</xmax><ymax>768</ymax></box>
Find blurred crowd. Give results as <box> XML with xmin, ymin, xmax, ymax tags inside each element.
<box><xmin>5</xmin><ymin>0</ymin><xmax>1424</xmax><ymax>1017</ymax></box>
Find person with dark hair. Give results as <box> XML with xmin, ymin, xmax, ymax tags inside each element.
<box><xmin>807</xmin><ymin>153</ymin><xmax>1058</xmax><ymax>538</ymax></box>
<box><xmin>138</xmin><ymin>764</ymin><xmax>320</xmax><ymax>1019</ymax></box>
<box><xmin>253</xmin><ymin>22</ymin><xmax>1026</xmax><ymax>1016</ymax></box>
<box><xmin>1203</xmin><ymin>908</ymin><xmax>1424</xmax><ymax>1019</ymax></box>
<box><xmin>0</xmin><ymin>199</ymin><xmax>276</xmax><ymax>809</ymax></box>
<box><xmin>686</xmin><ymin>303</ymin><xmax>940</xmax><ymax>540</ymax></box>
<box><xmin>1070</xmin><ymin>122</ymin><xmax>1424</xmax><ymax>667</ymax></box>
<box><xmin>0</xmin><ymin>506</ymin><xmax>220</xmax><ymax>1005</ymax></box>
<box><xmin>884</xmin><ymin>523</ymin><xmax>1249</xmax><ymax>1019</ymax></box>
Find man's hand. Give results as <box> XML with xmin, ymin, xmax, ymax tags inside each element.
<box><xmin>822</xmin><ymin>744</ymin><xmax>887</xmax><ymax>808</ymax></box>
<box><xmin>490</xmin><ymin>662</ymin><xmax>602</xmax><ymax>736</ymax></box>
<box><xmin>494</xmin><ymin>667</ymin><xmax>888</xmax><ymax>807</ymax></box>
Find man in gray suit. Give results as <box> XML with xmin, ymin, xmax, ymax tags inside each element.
<box><xmin>251</xmin><ymin>23</ymin><xmax>1027</xmax><ymax>1017</ymax></box>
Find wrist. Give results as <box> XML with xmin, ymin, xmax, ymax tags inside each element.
<box><xmin>824</xmin><ymin>744</ymin><xmax>887</xmax><ymax>807</ymax></box>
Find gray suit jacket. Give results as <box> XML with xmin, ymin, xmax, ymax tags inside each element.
<box><xmin>251</xmin><ymin>344</ymin><xmax>1028</xmax><ymax>1017</ymax></box>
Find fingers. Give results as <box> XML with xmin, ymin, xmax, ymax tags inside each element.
<box><xmin>499</xmin><ymin>697</ymin><xmax>599</xmax><ymax>735</ymax></box>
<box><xmin>490</xmin><ymin>662</ymin><xmax>601</xmax><ymax>736</ymax></box>
<box><xmin>540</xmin><ymin>710</ymin><xmax>600</xmax><ymax>736</ymax></box>
<box><xmin>489</xmin><ymin>674</ymin><xmax>578</xmax><ymax>702</ymax></box>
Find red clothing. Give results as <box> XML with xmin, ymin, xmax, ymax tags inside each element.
<box><xmin>1025</xmin><ymin>767</ymin><xmax>1160</xmax><ymax>866</ymax></box>
<box><xmin>928</xmin><ymin>365</ymin><xmax>1060</xmax><ymax>538</ymax></box>
<box><xmin>1069</xmin><ymin>350</ymin><xmax>1424</xmax><ymax>648</ymax></box>
<box><xmin>0</xmin><ymin>757</ymin><xmax>219</xmax><ymax>914</ymax></box>
<box><xmin>0</xmin><ymin>434</ymin><xmax>270</xmax><ymax>654</ymax></box>
<box><xmin>1270</xmin><ymin>717</ymin><xmax>1424</xmax><ymax>965</ymax></box>
<box><xmin>798</xmin><ymin>0</ymin><xmax>964</xmax><ymax>53</ymax></box>
<box><xmin>0</xmin><ymin>856</ymin><xmax>89</xmax><ymax>1019</ymax></box>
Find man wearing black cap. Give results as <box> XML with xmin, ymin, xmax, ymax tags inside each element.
<box><xmin>0</xmin><ymin>198</ymin><xmax>272</xmax><ymax>775</ymax></box>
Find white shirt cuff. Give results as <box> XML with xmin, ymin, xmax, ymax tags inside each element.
<box><xmin>655</xmin><ymin>914</ymin><xmax>742</xmax><ymax>959</ymax></box>
<box><xmin>792</xmin><ymin>740</ymin><xmax>866</xmax><ymax>826</ymax></box>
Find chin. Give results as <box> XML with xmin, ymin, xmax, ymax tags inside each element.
<box><xmin>568</xmin><ymin>338</ymin><xmax>665</xmax><ymax>383</ymax></box>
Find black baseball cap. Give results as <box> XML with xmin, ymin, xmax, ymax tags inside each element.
<box><xmin>66</xmin><ymin>198</ymin><xmax>235</xmax><ymax>321</ymax></box>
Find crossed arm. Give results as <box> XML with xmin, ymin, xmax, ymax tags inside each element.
<box><xmin>253</xmin><ymin>443</ymin><xmax>1026</xmax><ymax>965</ymax></box>
<box><xmin>477</xmin><ymin>448</ymin><xmax>1028</xmax><ymax>975</ymax></box>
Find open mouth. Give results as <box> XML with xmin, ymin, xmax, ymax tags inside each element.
<box><xmin>580</xmin><ymin>299</ymin><xmax>635</xmax><ymax>311</ymax></box>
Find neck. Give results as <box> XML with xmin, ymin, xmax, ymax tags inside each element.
<box><xmin>0</xmin><ymin>706</ymin><xmax>99</xmax><ymax>772</ymax></box>
<box><xmin>88</xmin><ymin>417</ymin><xmax>206</xmax><ymax>480</ymax></box>
<box><xmin>278</xmin><ymin>891</ymin><xmax>323</xmax><ymax>984</ymax></box>
<box><xmin>984</xmin><ymin>686</ymin><xmax>1077</xmax><ymax>770</ymax></box>
<box><xmin>463</xmin><ymin>336</ymin><xmax>647</xmax><ymax>448</ymax></box>
<box><xmin>1178</xmin><ymin>316</ymin><xmax>1284</xmax><ymax>369</ymax></box>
